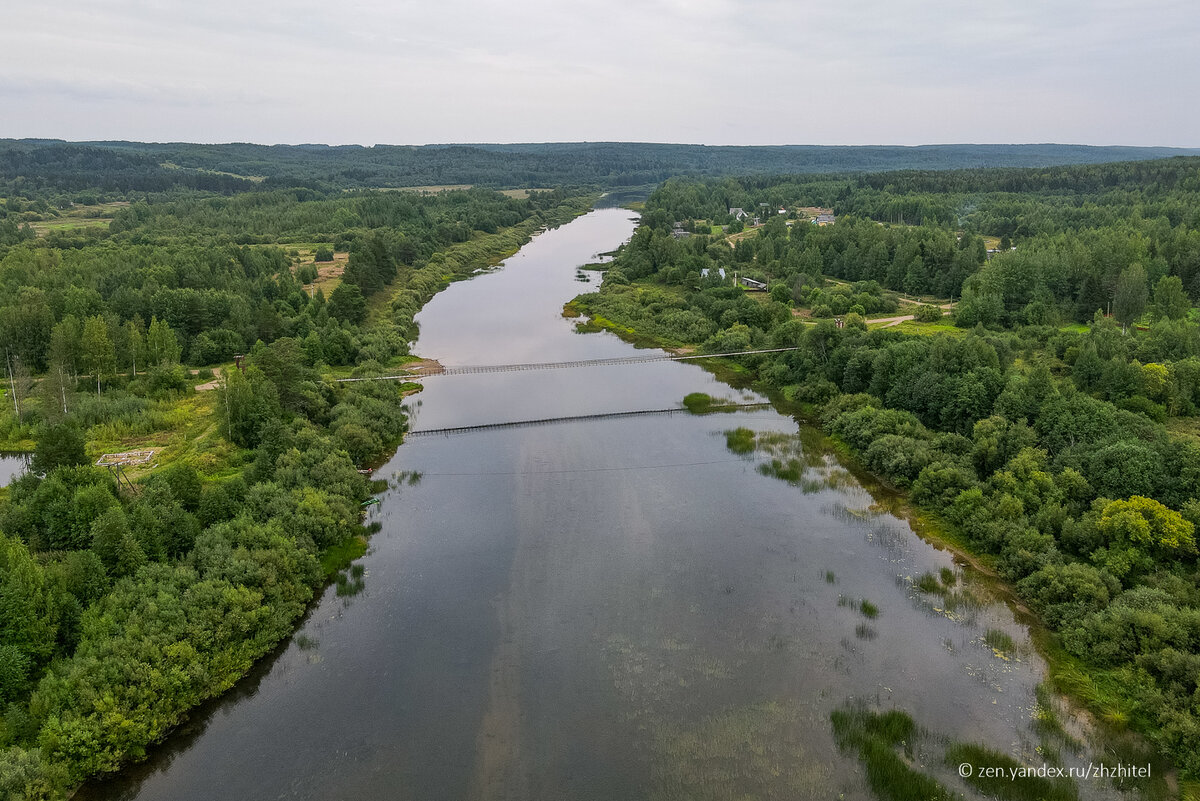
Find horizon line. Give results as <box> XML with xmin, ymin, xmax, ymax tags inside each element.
<box><xmin>6</xmin><ymin>138</ymin><xmax>1200</xmax><ymax>151</ymax></box>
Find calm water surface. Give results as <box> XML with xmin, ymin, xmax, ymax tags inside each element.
<box><xmin>0</xmin><ymin>453</ymin><xmax>29</xmax><ymax>486</ymax></box>
<box><xmin>83</xmin><ymin>209</ymin><xmax>1134</xmax><ymax>800</ymax></box>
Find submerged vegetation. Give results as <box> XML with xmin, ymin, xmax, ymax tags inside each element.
<box><xmin>833</xmin><ymin>705</ymin><xmax>1084</xmax><ymax>801</ymax></box>
<box><xmin>830</xmin><ymin>707</ymin><xmax>955</xmax><ymax>801</ymax></box>
<box><xmin>575</xmin><ymin>157</ymin><xmax>1200</xmax><ymax>782</ymax></box>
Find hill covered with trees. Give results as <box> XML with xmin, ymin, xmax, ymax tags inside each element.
<box><xmin>2</xmin><ymin>140</ymin><xmax>1196</xmax><ymax>201</ymax></box>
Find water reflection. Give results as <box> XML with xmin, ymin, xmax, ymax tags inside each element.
<box><xmin>0</xmin><ymin>452</ymin><xmax>30</xmax><ymax>486</ymax></box>
<box><xmin>81</xmin><ymin>209</ymin><xmax>1141</xmax><ymax>801</ymax></box>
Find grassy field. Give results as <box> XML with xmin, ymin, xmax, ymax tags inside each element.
<box><xmin>1167</xmin><ymin>416</ymin><xmax>1200</xmax><ymax>443</ymax></box>
<box><xmin>883</xmin><ymin>320</ymin><xmax>965</xmax><ymax>336</ymax></box>
<box><xmin>28</xmin><ymin>201</ymin><xmax>128</xmax><ymax>235</ymax></box>
<box><xmin>725</xmin><ymin>226</ymin><xmax>761</xmax><ymax>246</ymax></box>
<box><xmin>160</xmin><ymin>162</ymin><xmax>266</xmax><ymax>182</ymax></box>
<box><xmin>499</xmin><ymin>187</ymin><xmax>554</xmax><ymax>199</ymax></box>
<box><xmin>287</xmin><ymin>245</ymin><xmax>349</xmax><ymax>295</ymax></box>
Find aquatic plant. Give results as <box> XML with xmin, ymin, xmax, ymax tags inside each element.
<box><xmin>830</xmin><ymin>706</ymin><xmax>955</xmax><ymax>801</ymax></box>
<box><xmin>724</xmin><ymin>427</ymin><xmax>756</xmax><ymax>454</ymax></box>
<box><xmin>915</xmin><ymin>572</ymin><xmax>942</xmax><ymax>594</ymax></box>
<box><xmin>984</xmin><ymin>628</ymin><xmax>1015</xmax><ymax>653</ymax></box>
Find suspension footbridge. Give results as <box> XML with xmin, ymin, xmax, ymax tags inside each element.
<box><xmin>334</xmin><ymin>347</ymin><xmax>801</xmax><ymax>383</ymax></box>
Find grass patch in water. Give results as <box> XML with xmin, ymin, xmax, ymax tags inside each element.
<box><xmin>682</xmin><ymin>392</ymin><xmax>736</xmax><ymax>414</ymax></box>
<box><xmin>860</xmin><ymin>599</ymin><xmax>880</xmax><ymax>619</ymax></box>
<box><xmin>944</xmin><ymin>742</ymin><xmax>1078</xmax><ymax>801</ymax></box>
<box><xmin>825</xmin><ymin>570</ymin><xmax>837</xmax><ymax>584</ymax></box>
<box><xmin>320</xmin><ymin>535</ymin><xmax>367</xmax><ymax>577</ymax></box>
<box><xmin>915</xmin><ymin>572</ymin><xmax>942</xmax><ymax>594</ymax></box>
<box><xmin>757</xmin><ymin>457</ymin><xmax>805</xmax><ymax>482</ymax></box>
<box><xmin>984</xmin><ymin>628</ymin><xmax>1015</xmax><ymax>654</ymax></box>
<box><xmin>940</xmin><ymin>566</ymin><xmax>956</xmax><ymax>586</ymax></box>
<box><xmin>831</xmin><ymin>707</ymin><xmax>955</xmax><ymax>801</ymax></box>
<box><xmin>335</xmin><ymin>570</ymin><xmax>366</xmax><ymax>597</ymax></box>
<box><xmin>724</xmin><ymin>427</ymin><xmax>757</xmax><ymax>454</ymax></box>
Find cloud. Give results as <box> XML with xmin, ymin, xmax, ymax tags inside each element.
<box><xmin>0</xmin><ymin>0</ymin><xmax>1195</xmax><ymax>145</ymax></box>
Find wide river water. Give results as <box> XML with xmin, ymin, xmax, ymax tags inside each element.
<box><xmin>83</xmin><ymin>208</ymin><xmax>1137</xmax><ymax>800</ymax></box>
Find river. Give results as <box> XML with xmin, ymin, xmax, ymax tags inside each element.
<box><xmin>81</xmin><ymin>207</ymin><xmax>1138</xmax><ymax>800</ymax></box>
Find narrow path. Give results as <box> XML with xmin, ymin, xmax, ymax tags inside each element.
<box><xmin>194</xmin><ymin>368</ymin><xmax>222</xmax><ymax>391</ymax></box>
<box><xmin>872</xmin><ymin>301</ymin><xmax>956</xmax><ymax>327</ymax></box>
<box><xmin>791</xmin><ymin>301</ymin><xmax>956</xmax><ymax>327</ymax></box>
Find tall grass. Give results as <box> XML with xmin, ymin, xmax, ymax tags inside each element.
<box><xmin>831</xmin><ymin>707</ymin><xmax>955</xmax><ymax>801</ymax></box>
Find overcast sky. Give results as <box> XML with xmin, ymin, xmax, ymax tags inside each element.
<box><xmin>2</xmin><ymin>0</ymin><xmax>1195</xmax><ymax>147</ymax></box>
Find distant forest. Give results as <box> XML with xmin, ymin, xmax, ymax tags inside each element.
<box><xmin>2</xmin><ymin>140</ymin><xmax>1198</xmax><ymax>199</ymax></box>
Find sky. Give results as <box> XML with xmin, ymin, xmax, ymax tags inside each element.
<box><xmin>2</xmin><ymin>0</ymin><xmax>1196</xmax><ymax>147</ymax></box>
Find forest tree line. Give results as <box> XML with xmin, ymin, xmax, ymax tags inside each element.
<box><xmin>3</xmin><ymin>140</ymin><xmax>1196</xmax><ymax>204</ymax></box>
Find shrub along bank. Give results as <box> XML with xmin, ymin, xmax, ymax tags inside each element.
<box><xmin>573</xmin><ymin>163</ymin><xmax>1200</xmax><ymax>784</ymax></box>
<box><xmin>0</xmin><ymin>186</ymin><xmax>593</xmax><ymax>799</ymax></box>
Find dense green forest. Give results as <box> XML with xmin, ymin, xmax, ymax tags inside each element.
<box><xmin>574</xmin><ymin>158</ymin><xmax>1200</xmax><ymax>784</ymax></box>
<box><xmin>0</xmin><ymin>178</ymin><xmax>591</xmax><ymax>798</ymax></box>
<box><xmin>3</xmin><ymin>140</ymin><xmax>1197</xmax><ymax>202</ymax></box>
<box><xmin>5</xmin><ymin>144</ymin><xmax>1200</xmax><ymax>798</ymax></box>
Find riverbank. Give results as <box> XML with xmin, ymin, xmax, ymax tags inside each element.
<box><xmin>0</xmin><ymin>195</ymin><xmax>599</xmax><ymax>801</ymax></box>
<box><xmin>568</xmin><ymin>281</ymin><xmax>1187</xmax><ymax>800</ymax></box>
<box><xmin>62</xmin><ymin>203</ymin><xmax>1165</xmax><ymax>801</ymax></box>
